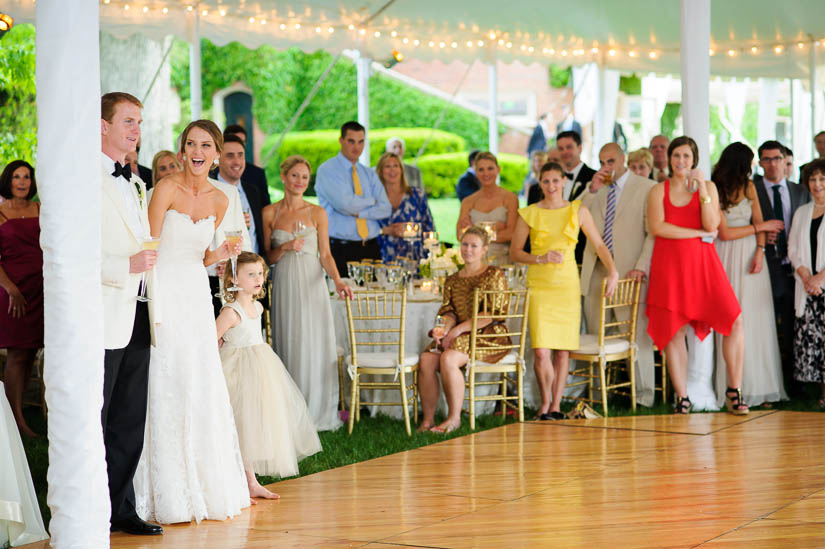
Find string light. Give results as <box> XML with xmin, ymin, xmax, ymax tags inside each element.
<box><xmin>89</xmin><ymin>1</ymin><xmax>825</xmax><ymax>64</ymax></box>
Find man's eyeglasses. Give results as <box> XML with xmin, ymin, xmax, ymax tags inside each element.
<box><xmin>760</xmin><ymin>156</ymin><xmax>784</xmax><ymax>164</ymax></box>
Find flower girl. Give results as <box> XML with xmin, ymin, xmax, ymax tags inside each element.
<box><xmin>216</xmin><ymin>252</ymin><xmax>322</xmax><ymax>499</ymax></box>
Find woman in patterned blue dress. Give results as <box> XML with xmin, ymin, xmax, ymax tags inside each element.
<box><xmin>375</xmin><ymin>152</ymin><xmax>434</xmax><ymax>261</ymax></box>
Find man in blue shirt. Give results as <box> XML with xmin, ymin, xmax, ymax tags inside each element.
<box><xmin>316</xmin><ymin>121</ymin><xmax>392</xmax><ymax>276</ymax></box>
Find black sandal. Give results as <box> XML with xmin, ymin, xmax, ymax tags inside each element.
<box><xmin>725</xmin><ymin>387</ymin><xmax>749</xmax><ymax>415</ymax></box>
<box><xmin>674</xmin><ymin>395</ymin><xmax>692</xmax><ymax>414</ymax></box>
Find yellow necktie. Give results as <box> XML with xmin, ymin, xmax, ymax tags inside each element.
<box><xmin>352</xmin><ymin>164</ymin><xmax>369</xmax><ymax>241</ymax></box>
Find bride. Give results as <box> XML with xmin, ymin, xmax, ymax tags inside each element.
<box><xmin>134</xmin><ymin>120</ymin><xmax>249</xmax><ymax>524</ymax></box>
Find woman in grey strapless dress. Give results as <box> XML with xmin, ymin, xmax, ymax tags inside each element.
<box><xmin>262</xmin><ymin>155</ymin><xmax>353</xmax><ymax>431</ymax></box>
<box><xmin>456</xmin><ymin>152</ymin><xmax>519</xmax><ymax>265</ymax></box>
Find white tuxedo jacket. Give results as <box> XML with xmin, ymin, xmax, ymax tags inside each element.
<box><xmin>101</xmin><ymin>159</ymin><xmax>157</xmax><ymax>349</ymax></box>
<box><xmin>580</xmin><ymin>172</ymin><xmax>656</xmax><ymax>296</ymax></box>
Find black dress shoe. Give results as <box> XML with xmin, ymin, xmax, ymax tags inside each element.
<box><xmin>111</xmin><ymin>516</ymin><xmax>163</xmax><ymax>536</ymax></box>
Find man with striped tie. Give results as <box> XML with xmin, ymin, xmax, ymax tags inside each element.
<box><xmin>316</xmin><ymin>121</ymin><xmax>392</xmax><ymax>277</ymax></box>
<box><xmin>580</xmin><ymin>143</ymin><xmax>657</xmax><ymax>406</ymax></box>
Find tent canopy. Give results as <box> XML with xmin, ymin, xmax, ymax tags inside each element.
<box><xmin>11</xmin><ymin>0</ymin><xmax>825</xmax><ymax>77</ymax></box>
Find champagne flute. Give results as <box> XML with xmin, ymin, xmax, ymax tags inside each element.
<box><xmin>225</xmin><ymin>230</ymin><xmax>244</xmax><ymax>291</ymax></box>
<box><xmin>294</xmin><ymin>219</ymin><xmax>308</xmax><ymax>239</ymax></box>
<box><xmin>136</xmin><ymin>236</ymin><xmax>161</xmax><ymax>302</ymax></box>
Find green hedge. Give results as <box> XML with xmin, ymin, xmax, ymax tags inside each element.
<box><xmin>417</xmin><ymin>152</ymin><xmax>529</xmax><ymax>198</ymax></box>
<box><xmin>262</xmin><ymin>128</ymin><xmax>466</xmax><ymax>192</ymax></box>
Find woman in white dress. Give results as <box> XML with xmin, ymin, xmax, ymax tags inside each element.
<box><xmin>712</xmin><ymin>142</ymin><xmax>787</xmax><ymax>407</ymax></box>
<box><xmin>134</xmin><ymin>120</ymin><xmax>249</xmax><ymax>524</ymax></box>
<box><xmin>0</xmin><ymin>384</ymin><xmax>48</xmax><ymax>547</ymax></box>
<box><xmin>262</xmin><ymin>155</ymin><xmax>352</xmax><ymax>431</ymax></box>
<box><xmin>456</xmin><ymin>152</ymin><xmax>519</xmax><ymax>265</ymax></box>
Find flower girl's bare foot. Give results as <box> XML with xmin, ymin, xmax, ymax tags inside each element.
<box><xmin>246</xmin><ymin>470</ymin><xmax>280</xmax><ymax>500</ymax></box>
<box><xmin>249</xmin><ymin>483</ymin><xmax>280</xmax><ymax>500</ymax></box>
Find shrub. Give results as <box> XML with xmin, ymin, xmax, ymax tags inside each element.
<box><xmin>416</xmin><ymin>152</ymin><xmax>529</xmax><ymax>198</ymax></box>
<box><xmin>262</xmin><ymin>128</ymin><xmax>466</xmax><ymax>193</ymax></box>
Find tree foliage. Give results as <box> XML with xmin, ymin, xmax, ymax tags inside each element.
<box><xmin>170</xmin><ymin>40</ymin><xmax>492</xmax><ymax>150</ymax></box>
<box><xmin>0</xmin><ymin>24</ymin><xmax>37</xmax><ymax>164</ymax></box>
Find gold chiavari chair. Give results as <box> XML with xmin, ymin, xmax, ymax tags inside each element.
<box><xmin>345</xmin><ymin>290</ymin><xmax>419</xmax><ymax>436</ymax></box>
<box><xmin>654</xmin><ymin>345</ymin><xmax>669</xmax><ymax>404</ymax></box>
<box><xmin>465</xmin><ymin>288</ymin><xmax>529</xmax><ymax>430</ymax></box>
<box><xmin>568</xmin><ymin>278</ymin><xmax>641</xmax><ymax>417</ymax></box>
<box><xmin>264</xmin><ymin>278</ymin><xmax>273</xmax><ymax>346</ymax></box>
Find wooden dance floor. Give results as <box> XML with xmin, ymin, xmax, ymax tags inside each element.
<box><xmin>34</xmin><ymin>410</ymin><xmax>825</xmax><ymax>548</ymax></box>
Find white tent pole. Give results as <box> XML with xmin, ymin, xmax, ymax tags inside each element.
<box><xmin>810</xmin><ymin>38</ymin><xmax>817</xmax><ymax>145</ymax></box>
<box><xmin>488</xmin><ymin>61</ymin><xmax>498</xmax><ymax>155</ymax></box>
<box><xmin>790</xmin><ymin>78</ymin><xmax>797</xmax><ymax>155</ymax></box>
<box><xmin>189</xmin><ymin>10</ymin><xmax>202</xmax><ymax>120</ymax></box>
<box><xmin>36</xmin><ymin>1</ymin><xmax>111</xmax><ymax>547</ymax></box>
<box><xmin>356</xmin><ymin>50</ymin><xmax>371</xmax><ymax>166</ymax></box>
<box><xmin>679</xmin><ymin>0</ymin><xmax>711</xmax><ymax>174</ymax></box>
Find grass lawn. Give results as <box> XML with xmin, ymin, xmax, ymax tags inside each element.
<box><xmin>19</xmin><ymin>388</ymin><xmax>824</xmax><ymax>525</ymax></box>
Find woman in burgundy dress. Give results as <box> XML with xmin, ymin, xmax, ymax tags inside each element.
<box><xmin>0</xmin><ymin>160</ymin><xmax>43</xmax><ymax>437</ymax></box>
<box><xmin>646</xmin><ymin>137</ymin><xmax>747</xmax><ymax>415</ymax></box>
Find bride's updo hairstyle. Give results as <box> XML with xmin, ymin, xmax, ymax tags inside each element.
<box><xmin>222</xmin><ymin>251</ymin><xmax>268</xmax><ymax>302</ymax></box>
<box><xmin>178</xmin><ymin>119</ymin><xmax>224</xmax><ymax>156</ymax></box>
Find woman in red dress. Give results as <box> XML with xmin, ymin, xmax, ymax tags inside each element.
<box><xmin>646</xmin><ymin>137</ymin><xmax>747</xmax><ymax>415</ymax></box>
<box><xmin>0</xmin><ymin>160</ymin><xmax>43</xmax><ymax>437</ymax></box>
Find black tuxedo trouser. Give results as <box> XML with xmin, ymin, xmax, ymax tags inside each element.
<box><xmin>774</xmin><ymin>269</ymin><xmax>800</xmax><ymax>395</ymax></box>
<box><xmin>329</xmin><ymin>237</ymin><xmax>382</xmax><ymax>278</ymax></box>
<box><xmin>102</xmin><ymin>300</ymin><xmax>150</xmax><ymax>523</ymax></box>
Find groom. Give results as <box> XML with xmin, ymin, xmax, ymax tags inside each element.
<box><xmin>100</xmin><ymin>92</ymin><xmax>162</xmax><ymax>536</ymax></box>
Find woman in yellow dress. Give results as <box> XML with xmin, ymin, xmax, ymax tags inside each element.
<box><xmin>511</xmin><ymin>162</ymin><xmax>618</xmax><ymax>420</ymax></box>
<box><xmin>418</xmin><ymin>226</ymin><xmax>510</xmax><ymax>433</ymax></box>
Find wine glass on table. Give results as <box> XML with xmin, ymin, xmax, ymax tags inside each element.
<box><xmin>137</xmin><ymin>236</ymin><xmax>161</xmax><ymax>302</ymax></box>
<box><xmin>224</xmin><ymin>230</ymin><xmax>244</xmax><ymax>292</ymax></box>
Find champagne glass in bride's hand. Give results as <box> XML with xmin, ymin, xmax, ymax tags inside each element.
<box><xmin>136</xmin><ymin>236</ymin><xmax>160</xmax><ymax>302</ymax></box>
<box><xmin>225</xmin><ymin>230</ymin><xmax>244</xmax><ymax>291</ymax></box>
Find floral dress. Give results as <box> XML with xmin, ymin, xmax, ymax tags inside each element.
<box><xmin>378</xmin><ymin>187</ymin><xmax>434</xmax><ymax>261</ymax></box>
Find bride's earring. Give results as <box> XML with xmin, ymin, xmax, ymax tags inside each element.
<box><xmin>182</xmin><ymin>154</ymin><xmax>187</xmax><ymax>162</ymax></box>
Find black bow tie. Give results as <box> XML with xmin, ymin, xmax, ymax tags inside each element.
<box><xmin>565</xmin><ymin>172</ymin><xmax>575</xmax><ymax>180</ymax></box>
<box><xmin>112</xmin><ymin>161</ymin><xmax>132</xmax><ymax>181</ymax></box>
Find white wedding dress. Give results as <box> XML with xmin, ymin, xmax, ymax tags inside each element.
<box><xmin>134</xmin><ymin>209</ymin><xmax>248</xmax><ymax>524</ymax></box>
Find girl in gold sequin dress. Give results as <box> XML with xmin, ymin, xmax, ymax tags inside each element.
<box><xmin>418</xmin><ymin>227</ymin><xmax>510</xmax><ymax>433</ymax></box>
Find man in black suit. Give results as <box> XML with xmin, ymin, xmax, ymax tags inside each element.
<box><xmin>216</xmin><ymin>134</ymin><xmax>267</xmax><ymax>255</ymax></box>
<box><xmin>456</xmin><ymin>149</ymin><xmax>481</xmax><ymax>201</ymax></box>
<box><xmin>224</xmin><ymin>123</ymin><xmax>271</xmax><ymax>206</ymax></box>
<box><xmin>753</xmin><ymin>140</ymin><xmax>810</xmax><ymax>396</ymax></box>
